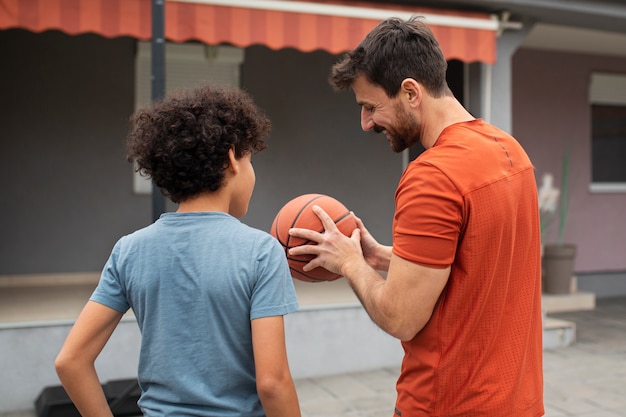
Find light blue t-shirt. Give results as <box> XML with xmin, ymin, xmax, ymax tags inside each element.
<box><xmin>91</xmin><ymin>212</ymin><xmax>299</xmax><ymax>417</ymax></box>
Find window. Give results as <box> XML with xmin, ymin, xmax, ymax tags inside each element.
<box><xmin>133</xmin><ymin>42</ymin><xmax>244</xmax><ymax>194</ymax></box>
<box><xmin>589</xmin><ymin>73</ymin><xmax>626</xmax><ymax>193</ymax></box>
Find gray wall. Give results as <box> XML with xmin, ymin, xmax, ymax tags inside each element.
<box><xmin>0</xmin><ymin>29</ymin><xmax>151</xmax><ymax>275</ymax></box>
<box><xmin>0</xmin><ymin>30</ymin><xmax>400</xmax><ymax>276</ymax></box>
<box><xmin>3</xmin><ymin>28</ymin><xmax>624</xmax><ymax>278</ymax></box>
<box><xmin>241</xmin><ymin>46</ymin><xmax>400</xmax><ymax>242</ymax></box>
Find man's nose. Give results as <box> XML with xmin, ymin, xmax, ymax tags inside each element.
<box><xmin>361</xmin><ymin>108</ymin><xmax>374</xmax><ymax>131</ymax></box>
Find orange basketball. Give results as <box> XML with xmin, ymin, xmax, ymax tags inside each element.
<box><xmin>271</xmin><ymin>194</ymin><xmax>357</xmax><ymax>282</ymax></box>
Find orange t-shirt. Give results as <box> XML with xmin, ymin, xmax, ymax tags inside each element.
<box><xmin>392</xmin><ymin>119</ymin><xmax>544</xmax><ymax>417</ymax></box>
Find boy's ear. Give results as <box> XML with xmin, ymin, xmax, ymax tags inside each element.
<box><xmin>227</xmin><ymin>147</ymin><xmax>239</xmax><ymax>174</ymax></box>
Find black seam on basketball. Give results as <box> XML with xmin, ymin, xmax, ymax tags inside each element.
<box><xmin>333</xmin><ymin>212</ymin><xmax>352</xmax><ymax>223</ymax></box>
<box><xmin>290</xmin><ymin>195</ymin><xmax>324</xmax><ymax>229</ymax></box>
<box><xmin>286</xmin><ymin>256</ymin><xmax>312</xmax><ymax>264</ymax></box>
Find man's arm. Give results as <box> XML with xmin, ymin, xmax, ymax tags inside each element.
<box><xmin>251</xmin><ymin>316</ymin><xmax>301</xmax><ymax>417</ymax></box>
<box><xmin>342</xmin><ymin>253</ymin><xmax>449</xmax><ymax>341</ymax></box>
<box><xmin>55</xmin><ymin>301</ymin><xmax>124</xmax><ymax>417</ymax></box>
<box><xmin>289</xmin><ymin>206</ymin><xmax>450</xmax><ymax>341</ymax></box>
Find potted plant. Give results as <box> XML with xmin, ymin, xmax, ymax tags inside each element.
<box><xmin>538</xmin><ymin>149</ymin><xmax>577</xmax><ymax>294</ymax></box>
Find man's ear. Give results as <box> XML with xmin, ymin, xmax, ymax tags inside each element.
<box><xmin>401</xmin><ymin>78</ymin><xmax>422</xmax><ymax>107</ymax></box>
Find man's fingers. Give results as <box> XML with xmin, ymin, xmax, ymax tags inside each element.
<box><xmin>288</xmin><ymin>240</ymin><xmax>321</xmax><ymax>257</ymax></box>
<box><xmin>287</xmin><ymin>205</ymin><xmax>349</xmax><ymax>273</ymax></box>
<box><xmin>288</xmin><ymin>205</ymin><xmax>338</xmax><ymax>244</ymax></box>
<box><xmin>311</xmin><ymin>205</ymin><xmax>339</xmax><ymax>232</ymax></box>
<box><xmin>289</xmin><ymin>227</ymin><xmax>321</xmax><ymax>243</ymax></box>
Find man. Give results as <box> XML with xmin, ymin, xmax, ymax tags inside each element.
<box><xmin>289</xmin><ymin>17</ymin><xmax>544</xmax><ymax>417</ymax></box>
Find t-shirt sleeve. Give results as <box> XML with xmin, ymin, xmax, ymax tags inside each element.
<box><xmin>249</xmin><ymin>235</ymin><xmax>299</xmax><ymax>320</ymax></box>
<box><xmin>90</xmin><ymin>239</ymin><xmax>131</xmax><ymax>314</ymax></box>
<box><xmin>393</xmin><ymin>162</ymin><xmax>463</xmax><ymax>268</ymax></box>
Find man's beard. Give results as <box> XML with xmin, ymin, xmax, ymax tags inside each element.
<box><xmin>374</xmin><ymin>105</ymin><xmax>421</xmax><ymax>153</ymax></box>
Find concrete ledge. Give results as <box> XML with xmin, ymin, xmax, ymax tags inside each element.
<box><xmin>0</xmin><ymin>279</ymin><xmax>98</xmax><ymax>324</ymax></box>
<box><xmin>543</xmin><ymin>317</ymin><xmax>576</xmax><ymax>350</ymax></box>
<box><xmin>285</xmin><ymin>305</ymin><xmax>403</xmax><ymax>379</ymax></box>
<box><xmin>0</xmin><ymin>319</ymin><xmax>141</xmax><ymax>414</ymax></box>
<box><xmin>542</xmin><ymin>292</ymin><xmax>596</xmax><ymax>314</ymax></box>
<box><xmin>0</xmin><ymin>305</ymin><xmax>402</xmax><ymax>414</ymax></box>
<box><xmin>0</xmin><ymin>273</ymin><xmax>99</xmax><ymax>288</ymax></box>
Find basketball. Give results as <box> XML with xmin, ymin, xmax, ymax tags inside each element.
<box><xmin>271</xmin><ymin>194</ymin><xmax>357</xmax><ymax>282</ymax></box>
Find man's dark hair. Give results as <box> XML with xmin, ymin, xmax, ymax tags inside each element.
<box><xmin>330</xmin><ymin>16</ymin><xmax>449</xmax><ymax>98</ymax></box>
<box><xmin>126</xmin><ymin>85</ymin><xmax>270</xmax><ymax>204</ymax></box>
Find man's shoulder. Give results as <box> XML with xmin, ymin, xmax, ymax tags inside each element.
<box><xmin>409</xmin><ymin>120</ymin><xmax>532</xmax><ymax>194</ymax></box>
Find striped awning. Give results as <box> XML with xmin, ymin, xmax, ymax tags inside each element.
<box><xmin>0</xmin><ymin>0</ymin><xmax>498</xmax><ymax>63</ymax></box>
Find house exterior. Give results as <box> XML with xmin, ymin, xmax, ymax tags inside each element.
<box><xmin>1</xmin><ymin>0</ymin><xmax>624</xmax><ymax>291</ymax></box>
<box><xmin>0</xmin><ymin>0</ymin><xmax>625</xmax><ymax>413</ymax></box>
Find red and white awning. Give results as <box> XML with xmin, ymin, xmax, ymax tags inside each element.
<box><xmin>0</xmin><ymin>0</ymin><xmax>498</xmax><ymax>63</ymax></box>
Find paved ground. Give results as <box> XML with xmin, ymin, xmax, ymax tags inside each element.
<box><xmin>295</xmin><ymin>296</ymin><xmax>626</xmax><ymax>417</ymax></box>
<box><xmin>542</xmin><ymin>297</ymin><xmax>626</xmax><ymax>417</ymax></box>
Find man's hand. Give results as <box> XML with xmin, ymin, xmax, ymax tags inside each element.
<box><xmin>352</xmin><ymin>214</ymin><xmax>392</xmax><ymax>272</ymax></box>
<box><xmin>288</xmin><ymin>205</ymin><xmax>364</xmax><ymax>277</ymax></box>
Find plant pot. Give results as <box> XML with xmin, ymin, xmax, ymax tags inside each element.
<box><xmin>542</xmin><ymin>244</ymin><xmax>577</xmax><ymax>294</ymax></box>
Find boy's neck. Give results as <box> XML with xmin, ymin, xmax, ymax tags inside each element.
<box><xmin>177</xmin><ymin>191</ymin><xmax>229</xmax><ymax>213</ymax></box>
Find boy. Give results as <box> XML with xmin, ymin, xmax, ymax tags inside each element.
<box><xmin>55</xmin><ymin>85</ymin><xmax>302</xmax><ymax>417</ymax></box>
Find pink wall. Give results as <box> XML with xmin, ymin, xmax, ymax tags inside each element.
<box><xmin>512</xmin><ymin>48</ymin><xmax>626</xmax><ymax>273</ymax></box>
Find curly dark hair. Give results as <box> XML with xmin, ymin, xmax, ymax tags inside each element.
<box><xmin>126</xmin><ymin>84</ymin><xmax>271</xmax><ymax>204</ymax></box>
<box><xmin>330</xmin><ymin>16</ymin><xmax>449</xmax><ymax>98</ymax></box>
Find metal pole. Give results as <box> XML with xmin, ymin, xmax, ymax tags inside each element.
<box><xmin>151</xmin><ymin>0</ymin><xmax>166</xmax><ymax>222</ymax></box>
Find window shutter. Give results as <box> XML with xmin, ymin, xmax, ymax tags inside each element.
<box><xmin>133</xmin><ymin>42</ymin><xmax>245</xmax><ymax>194</ymax></box>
